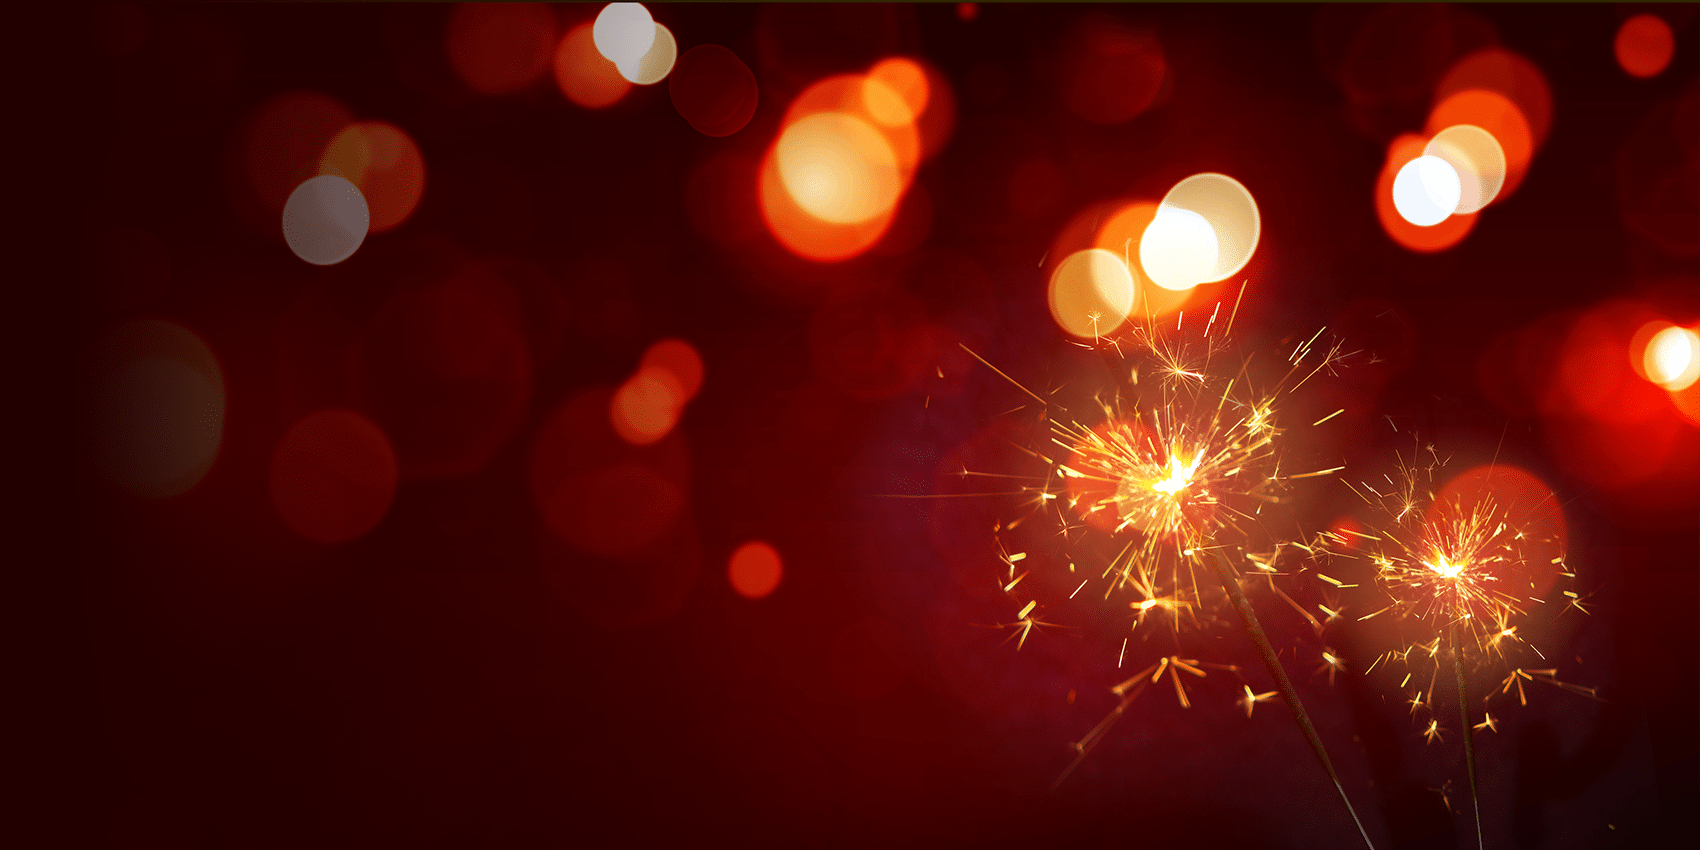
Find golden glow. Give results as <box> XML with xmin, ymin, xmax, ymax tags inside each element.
<box><xmin>863</xmin><ymin>58</ymin><xmax>929</xmax><ymax>127</ymax></box>
<box><xmin>1427</xmin><ymin>556</ymin><xmax>1464</xmax><ymax>580</ymax></box>
<box><xmin>1149</xmin><ymin>450</ymin><xmax>1198</xmax><ymax>495</ymax></box>
<box><xmin>1048</xmin><ymin>248</ymin><xmax>1136</xmax><ymax>338</ymax></box>
<box><xmin>1424</xmin><ymin>124</ymin><xmax>1506</xmax><ymax>215</ymax></box>
<box><xmin>776</xmin><ymin>112</ymin><xmax>901</xmax><ymax>225</ymax></box>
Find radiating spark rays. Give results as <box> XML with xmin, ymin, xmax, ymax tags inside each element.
<box><xmin>1337</xmin><ymin>440</ymin><xmax>1598</xmax><ymax>787</ymax></box>
<box><xmin>936</xmin><ymin>298</ymin><xmax>1372</xmax><ymax>840</ymax></box>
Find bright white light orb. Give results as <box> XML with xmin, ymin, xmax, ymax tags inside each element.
<box><xmin>594</xmin><ymin>3</ymin><xmax>655</xmax><ymax>67</ymax></box>
<box><xmin>282</xmin><ymin>175</ymin><xmax>369</xmax><ymax>266</ymax></box>
<box><xmin>617</xmin><ymin>22</ymin><xmax>676</xmax><ymax>85</ymax></box>
<box><xmin>1392</xmin><ymin>155</ymin><xmax>1462</xmax><ymax>227</ymax></box>
<box><xmin>1144</xmin><ymin>173</ymin><xmax>1259</xmax><ymax>288</ymax></box>
<box><xmin>1647</xmin><ymin>326</ymin><xmax>1700</xmax><ymax>391</ymax></box>
<box><xmin>1140</xmin><ymin>206</ymin><xmax>1219</xmax><ymax>290</ymax></box>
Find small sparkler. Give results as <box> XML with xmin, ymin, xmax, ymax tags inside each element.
<box><xmin>948</xmin><ymin>287</ymin><xmax>1374</xmax><ymax>847</ymax></box>
<box><xmin>1340</xmin><ymin>443</ymin><xmax>1597</xmax><ymax>850</ymax></box>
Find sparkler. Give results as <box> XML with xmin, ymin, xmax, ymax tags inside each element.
<box><xmin>947</xmin><ymin>288</ymin><xmax>1374</xmax><ymax>847</ymax></box>
<box><xmin>1339</xmin><ymin>444</ymin><xmax>1597</xmax><ymax>849</ymax></box>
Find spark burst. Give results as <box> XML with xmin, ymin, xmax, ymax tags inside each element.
<box><xmin>949</xmin><ymin>288</ymin><xmax>1373</xmax><ymax>845</ymax></box>
<box><xmin>1340</xmin><ymin>445</ymin><xmax>1598</xmax><ymax>722</ymax></box>
<box><xmin>1335</xmin><ymin>443</ymin><xmax>1597</xmax><ymax>849</ymax></box>
<box><xmin>975</xmin><ymin>291</ymin><xmax>1354</xmax><ymax>648</ymax></box>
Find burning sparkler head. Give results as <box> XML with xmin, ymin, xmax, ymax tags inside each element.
<box><xmin>1065</xmin><ymin>418</ymin><xmax>1221</xmax><ymax>540</ymax></box>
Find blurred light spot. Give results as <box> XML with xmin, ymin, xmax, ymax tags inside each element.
<box><xmin>1425</xmin><ymin>124</ymin><xmax>1505</xmax><ymax>214</ymax></box>
<box><xmin>83</xmin><ymin>228</ymin><xmax>169</xmax><ymax>312</ymax></box>
<box><xmin>612</xmin><ymin>366</ymin><xmax>686</xmax><ymax>446</ymax></box>
<box><xmin>777</xmin><ymin>112</ymin><xmax>901</xmax><ymax>225</ymax></box>
<box><xmin>762</xmin><ymin>71</ymin><xmax>923</xmax><ymax>261</ymax></box>
<box><xmin>1376</xmin><ymin>134</ymin><xmax>1476</xmax><ymax>252</ymax></box>
<box><xmin>864</xmin><ymin>57</ymin><xmax>929</xmax><ymax>127</ymax></box>
<box><xmin>1551</xmin><ymin>308</ymin><xmax>1669</xmax><ymax>426</ymax></box>
<box><xmin>318</xmin><ymin>121</ymin><xmax>426</xmax><ymax>233</ymax></box>
<box><xmin>641</xmin><ymin>338</ymin><xmax>705</xmax><ymax>400</ymax></box>
<box><xmin>1049</xmin><ymin>248</ymin><xmax>1135</xmax><ymax>338</ymax></box>
<box><xmin>759</xmin><ymin>144</ymin><xmax>895</xmax><ymax>261</ymax></box>
<box><xmin>1093</xmin><ymin>201</ymin><xmax>1192</xmax><ymax>319</ymax></box>
<box><xmin>93</xmin><ymin>2</ymin><xmax>146</xmax><ymax>58</ymax></box>
<box><xmin>729</xmin><ymin>540</ymin><xmax>783</xmax><ymax>599</ymax></box>
<box><xmin>1144</xmin><ymin>174</ymin><xmax>1259</xmax><ymax>288</ymax></box>
<box><xmin>88</xmin><ymin>320</ymin><xmax>224</xmax><ymax>498</ymax></box>
<box><xmin>446</xmin><ymin>2</ymin><xmax>557</xmax><ymax>95</ymax></box>
<box><xmin>618</xmin><ymin>21</ymin><xmax>676</xmax><ymax>85</ymax></box>
<box><xmin>531</xmin><ymin>388</ymin><xmax>691</xmax><ymax>561</ymax></box>
<box><xmin>669</xmin><ymin>44</ymin><xmax>758</xmax><ymax>137</ymax></box>
<box><xmin>1646</xmin><ymin>325</ymin><xmax>1700</xmax><ymax>391</ymax></box>
<box><xmin>784</xmin><ymin>72</ymin><xmax>922</xmax><ymax>177</ymax></box>
<box><xmin>555</xmin><ymin>21</ymin><xmax>632</xmax><ymax>109</ymax></box>
<box><xmin>957</xmin><ymin>3</ymin><xmax>978</xmax><ymax>23</ymax></box>
<box><xmin>1616</xmin><ymin>14</ymin><xmax>1675</xmax><ymax>79</ymax></box>
<box><xmin>282</xmin><ymin>175</ymin><xmax>369</xmax><ymax>266</ymax></box>
<box><xmin>1140</xmin><ymin>207</ymin><xmax>1218</xmax><ymax>290</ymax></box>
<box><xmin>232</xmin><ymin>92</ymin><xmax>354</xmax><ymax>231</ymax></box>
<box><xmin>1670</xmin><ymin>375</ymin><xmax>1700</xmax><ymax>428</ymax></box>
<box><xmin>1427</xmin><ymin>90</ymin><xmax>1532</xmax><ymax>203</ymax></box>
<box><xmin>1058</xmin><ymin>15</ymin><xmax>1168</xmax><ymax>125</ymax></box>
<box><xmin>1431</xmin><ymin>49</ymin><xmax>1550</xmax><ymax>200</ymax></box>
<box><xmin>270</xmin><ymin>410</ymin><xmax>397</xmax><ymax>544</ymax></box>
<box><xmin>594</xmin><ymin>2</ymin><xmax>655</xmax><ymax>67</ymax></box>
<box><xmin>1392</xmin><ymin>155</ymin><xmax>1461</xmax><ymax>226</ymax></box>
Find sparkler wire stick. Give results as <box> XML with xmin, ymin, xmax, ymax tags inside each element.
<box><xmin>1208</xmin><ymin>550</ymin><xmax>1376</xmax><ymax>850</ymax></box>
<box><xmin>1451</xmin><ymin>620</ymin><xmax>1485</xmax><ymax>850</ymax></box>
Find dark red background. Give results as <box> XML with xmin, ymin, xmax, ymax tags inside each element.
<box><xmin>36</xmin><ymin>4</ymin><xmax>1698</xmax><ymax>848</ymax></box>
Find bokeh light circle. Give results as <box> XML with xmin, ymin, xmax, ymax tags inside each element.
<box><xmin>1377</xmin><ymin>134</ymin><xmax>1476</xmax><ymax>251</ymax></box>
<box><xmin>270</xmin><ymin>410</ymin><xmax>398</xmax><ymax>544</ymax></box>
<box><xmin>446</xmin><ymin>2</ymin><xmax>558</xmax><ymax>95</ymax></box>
<box><xmin>88</xmin><ymin>320</ymin><xmax>226</xmax><ymax>498</ymax></box>
<box><xmin>641</xmin><ymin>339</ymin><xmax>705</xmax><ymax>400</ymax></box>
<box><xmin>282</xmin><ymin>175</ymin><xmax>370</xmax><ymax>265</ymax></box>
<box><xmin>1646</xmin><ymin>325</ymin><xmax>1700</xmax><ymax>391</ymax></box>
<box><xmin>594</xmin><ymin>3</ymin><xmax>655</xmax><ymax>67</ymax></box>
<box><xmin>1392</xmin><ymin>155</ymin><xmax>1462</xmax><ymax>226</ymax></box>
<box><xmin>1139</xmin><ymin>207</ymin><xmax>1218</xmax><ymax>291</ymax></box>
<box><xmin>618</xmin><ymin>22</ymin><xmax>676</xmax><ymax>85</ymax></box>
<box><xmin>1146</xmin><ymin>173</ymin><xmax>1259</xmax><ymax>287</ymax></box>
<box><xmin>776</xmin><ymin>112</ymin><xmax>901</xmax><ymax>225</ymax></box>
<box><xmin>1616</xmin><ymin>14</ymin><xmax>1675</xmax><ymax>79</ymax></box>
<box><xmin>318</xmin><ymin>121</ymin><xmax>426</xmax><ymax>233</ymax></box>
<box><xmin>729</xmin><ymin>540</ymin><xmax>783</xmax><ymax>599</ymax></box>
<box><xmin>611</xmin><ymin>366</ymin><xmax>686</xmax><ymax>446</ymax></box>
<box><xmin>1049</xmin><ymin>248</ymin><xmax>1136</xmax><ymax>338</ymax></box>
<box><xmin>1424</xmin><ymin>124</ymin><xmax>1505</xmax><ymax>214</ymax></box>
<box><xmin>556</xmin><ymin>21</ymin><xmax>632</xmax><ymax>109</ymax></box>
